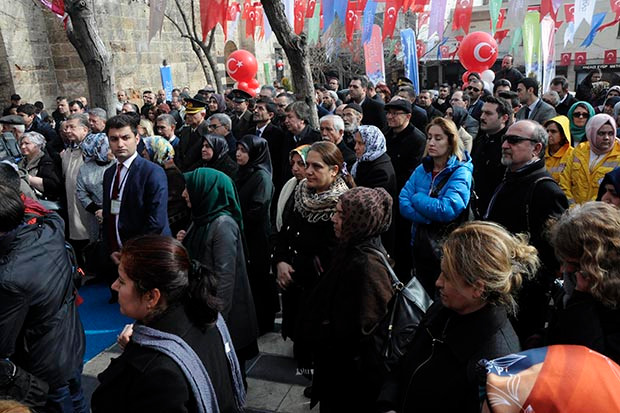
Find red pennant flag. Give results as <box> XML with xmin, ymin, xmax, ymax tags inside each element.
<box><xmin>555</xmin><ymin>20</ymin><xmax>563</xmax><ymax>29</ymax></box>
<box><xmin>564</xmin><ymin>4</ymin><xmax>574</xmax><ymax>23</ymax></box>
<box><xmin>453</xmin><ymin>0</ymin><xmax>474</xmax><ymax>34</ymax></box>
<box><xmin>293</xmin><ymin>0</ymin><xmax>308</xmax><ymax>34</ymax></box>
<box><xmin>201</xmin><ymin>0</ymin><xmax>228</xmax><ymax>40</ymax></box>
<box><xmin>227</xmin><ymin>2</ymin><xmax>241</xmax><ymax>20</ymax></box>
<box><xmin>496</xmin><ymin>9</ymin><xmax>507</xmax><ymax>29</ymax></box>
<box><xmin>255</xmin><ymin>3</ymin><xmax>265</xmax><ymax>39</ymax></box>
<box><xmin>527</xmin><ymin>5</ymin><xmax>539</xmax><ymax>11</ymax></box>
<box><xmin>418</xmin><ymin>11</ymin><xmax>430</xmax><ymax>27</ymax></box>
<box><xmin>383</xmin><ymin>0</ymin><xmax>402</xmax><ymax>40</ymax></box>
<box><xmin>416</xmin><ymin>40</ymin><xmax>426</xmax><ymax>57</ymax></box>
<box><xmin>605</xmin><ymin>50</ymin><xmax>618</xmax><ymax>64</ymax></box>
<box><xmin>540</xmin><ymin>0</ymin><xmax>557</xmax><ymax>20</ymax></box>
<box><xmin>306</xmin><ymin>0</ymin><xmax>317</xmax><ymax>18</ymax></box>
<box><xmin>560</xmin><ymin>52</ymin><xmax>571</xmax><ymax>66</ymax></box>
<box><xmin>598</xmin><ymin>16</ymin><xmax>620</xmax><ymax>32</ymax></box>
<box><xmin>409</xmin><ymin>0</ymin><xmax>429</xmax><ymax>13</ymax></box>
<box><xmin>612</xmin><ymin>0</ymin><xmax>620</xmax><ymax>17</ymax></box>
<box><xmin>494</xmin><ymin>29</ymin><xmax>509</xmax><ymax>45</ymax></box>
<box><xmin>245</xmin><ymin>2</ymin><xmax>261</xmax><ymax>38</ymax></box>
<box><xmin>575</xmin><ymin>52</ymin><xmax>587</xmax><ymax>65</ymax></box>
<box><xmin>344</xmin><ymin>1</ymin><xmax>362</xmax><ymax>42</ymax></box>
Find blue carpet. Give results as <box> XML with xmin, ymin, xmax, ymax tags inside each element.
<box><xmin>77</xmin><ymin>283</ymin><xmax>132</xmax><ymax>362</ymax></box>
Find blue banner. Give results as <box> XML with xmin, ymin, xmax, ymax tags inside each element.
<box><xmin>362</xmin><ymin>0</ymin><xmax>377</xmax><ymax>44</ymax></box>
<box><xmin>334</xmin><ymin>0</ymin><xmax>348</xmax><ymax>23</ymax></box>
<box><xmin>400</xmin><ymin>28</ymin><xmax>419</xmax><ymax>94</ymax></box>
<box><xmin>580</xmin><ymin>12</ymin><xmax>606</xmax><ymax>47</ymax></box>
<box><xmin>160</xmin><ymin>65</ymin><xmax>173</xmax><ymax>101</ymax></box>
<box><xmin>322</xmin><ymin>0</ymin><xmax>335</xmax><ymax>32</ymax></box>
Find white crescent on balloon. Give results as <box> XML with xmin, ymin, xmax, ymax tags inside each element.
<box><xmin>227</xmin><ymin>58</ymin><xmax>240</xmax><ymax>74</ymax></box>
<box><xmin>473</xmin><ymin>42</ymin><xmax>495</xmax><ymax>62</ymax></box>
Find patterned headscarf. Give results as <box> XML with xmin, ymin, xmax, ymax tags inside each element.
<box><xmin>142</xmin><ymin>136</ymin><xmax>175</xmax><ymax>166</ymax></box>
<box><xmin>337</xmin><ymin>187</ymin><xmax>392</xmax><ymax>244</ymax></box>
<box><xmin>289</xmin><ymin>144</ymin><xmax>312</xmax><ymax>165</ymax></box>
<box><xmin>351</xmin><ymin>125</ymin><xmax>387</xmax><ymax>177</ymax></box>
<box><xmin>81</xmin><ymin>132</ymin><xmax>109</xmax><ymax>163</ymax></box>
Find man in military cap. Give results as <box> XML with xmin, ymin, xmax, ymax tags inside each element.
<box><xmin>174</xmin><ymin>96</ymin><xmax>209</xmax><ymax>172</ymax></box>
<box><xmin>230</xmin><ymin>89</ymin><xmax>256</xmax><ymax>139</ymax></box>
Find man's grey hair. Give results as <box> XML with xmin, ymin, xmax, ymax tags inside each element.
<box><xmin>67</xmin><ymin>113</ymin><xmax>90</xmax><ymax>130</ymax></box>
<box><xmin>88</xmin><ymin>107</ymin><xmax>107</xmax><ymax>121</ymax></box>
<box><xmin>320</xmin><ymin>115</ymin><xmax>344</xmax><ymax>133</ymax></box>
<box><xmin>260</xmin><ymin>85</ymin><xmax>276</xmax><ymax>97</ymax></box>
<box><xmin>156</xmin><ymin>114</ymin><xmax>176</xmax><ymax>127</ymax></box>
<box><xmin>326</xmin><ymin>90</ymin><xmax>338</xmax><ymax>102</ymax></box>
<box><xmin>285</xmin><ymin>101</ymin><xmax>311</xmax><ymax>124</ymax></box>
<box><xmin>523</xmin><ymin>120</ymin><xmax>548</xmax><ymax>157</ymax></box>
<box><xmin>542</xmin><ymin>91</ymin><xmax>560</xmax><ymax>107</ymax></box>
<box><xmin>208</xmin><ymin>113</ymin><xmax>232</xmax><ymax>131</ymax></box>
<box><xmin>8</xmin><ymin>124</ymin><xmax>25</xmax><ymax>134</ymax></box>
<box><xmin>20</xmin><ymin>131</ymin><xmax>46</xmax><ymax>149</ymax></box>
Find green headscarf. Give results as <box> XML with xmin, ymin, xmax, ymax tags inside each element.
<box><xmin>182</xmin><ymin>167</ymin><xmax>244</xmax><ymax>258</ymax></box>
<box><xmin>567</xmin><ymin>101</ymin><xmax>595</xmax><ymax>145</ymax></box>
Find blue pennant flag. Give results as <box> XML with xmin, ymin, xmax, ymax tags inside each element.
<box><xmin>322</xmin><ymin>0</ymin><xmax>335</xmax><ymax>32</ymax></box>
<box><xmin>334</xmin><ymin>0</ymin><xmax>348</xmax><ymax>23</ymax></box>
<box><xmin>580</xmin><ymin>12</ymin><xmax>607</xmax><ymax>47</ymax></box>
<box><xmin>362</xmin><ymin>0</ymin><xmax>377</xmax><ymax>44</ymax></box>
<box><xmin>401</xmin><ymin>28</ymin><xmax>419</xmax><ymax>95</ymax></box>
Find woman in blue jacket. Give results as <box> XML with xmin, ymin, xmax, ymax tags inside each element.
<box><xmin>399</xmin><ymin>117</ymin><xmax>473</xmax><ymax>295</ymax></box>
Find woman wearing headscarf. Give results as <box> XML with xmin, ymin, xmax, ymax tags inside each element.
<box><xmin>235</xmin><ymin>134</ymin><xmax>278</xmax><ymax>335</ymax></box>
<box><xmin>274</xmin><ymin>141</ymin><xmax>353</xmax><ymax>385</ymax></box>
<box><xmin>400</xmin><ymin>117</ymin><xmax>473</xmax><ymax>296</ymax></box>
<box><xmin>201</xmin><ymin>133</ymin><xmax>238</xmax><ymax>180</ymax></box>
<box><xmin>567</xmin><ymin>101</ymin><xmax>595</xmax><ymax>146</ymax></box>
<box><xmin>597</xmin><ymin>167</ymin><xmax>620</xmax><ymax>207</ymax></box>
<box><xmin>276</xmin><ymin>144</ymin><xmax>311</xmax><ymax>232</ymax></box>
<box><xmin>207</xmin><ymin>94</ymin><xmax>227</xmax><ymax>116</ymax></box>
<box><xmin>445</xmin><ymin>105</ymin><xmax>476</xmax><ymax>152</ymax></box>
<box><xmin>543</xmin><ymin>115</ymin><xmax>574</xmax><ymax>183</ymax></box>
<box><xmin>181</xmin><ymin>167</ymin><xmax>259</xmax><ymax>380</ymax></box>
<box><xmin>141</xmin><ymin>136</ymin><xmax>190</xmax><ymax>237</ymax></box>
<box><xmin>559</xmin><ymin>113</ymin><xmax>620</xmax><ymax>205</ymax></box>
<box><xmin>351</xmin><ymin>125</ymin><xmax>397</xmax><ymax>255</ymax></box>
<box><xmin>599</xmin><ymin>86</ymin><xmax>620</xmax><ymax>115</ymax></box>
<box><xmin>76</xmin><ymin>132</ymin><xmax>111</xmax><ymax>242</ymax></box>
<box><xmin>309</xmin><ymin>187</ymin><xmax>394</xmax><ymax>412</ymax></box>
<box><xmin>548</xmin><ymin>202</ymin><xmax>620</xmax><ymax>363</ymax></box>
<box><xmin>576</xmin><ymin>68</ymin><xmax>602</xmax><ymax>104</ymax></box>
<box><xmin>18</xmin><ymin>131</ymin><xmax>62</xmax><ymax>201</ymax></box>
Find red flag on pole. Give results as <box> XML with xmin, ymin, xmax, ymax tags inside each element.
<box><xmin>575</xmin><ymin>52</ymin><xmax>587</xmax><ymax>65</ymax></box>
<box><xmin>604</xmin><ymin>50</ymin><xmax>618</xmax><ymax>64</ymax></box>
<box><xmin>306</xmin><ymin>0</ymin><xmax>318</xmax><ymax>17</ymax></box>
<box><xmin>383</xmin><ymin>0</ymin><xmax>402</xmax><ymax>40</ymax></box>
<box><xmin>564</xmin><ymin>4</ymin><xmax>574</xmax><ymax>22</ymax></box>
<box><xmin>560</xmin><ymin>52</ymin><xmax>571</xmax><ymax>66</ymax></box>
<box><xmin>496</xmin><ymin>9</ymin><xmax>507</xmax><ymax>29</ymax></box>
<box><xmin>409</xmin><ymin>0</ymin><xmax>429</xmax><ymax>12</ymax></box>
<box><xmin>201</xmin><ymin>0</ymin><xmax>228</xmax><ymax>40</ymax></box>
<box><xmin>452</xmin><ymin>0</ymin><xmax>474</xmax><ymax>34</ymax></box>
<box><xmin>416</xmin><ymin>40</ymin><xmax>426</xmax><ymax>57</ymax></box>
<box><xmin>494</xmin><ymin>29</ymin><xmax>509</xmax><ymax>45</ymax></box>
<box><xmin>344</xmin><ymin>0</ymin><xmax>362</xmax><ymax>42</ymax></box>
<box><xmin>293</xmin><ymin>0</ymin><xmax>308</xmax><ymax>34</ymax></box>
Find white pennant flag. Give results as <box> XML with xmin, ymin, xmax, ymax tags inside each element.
<box><xmin>541</xmin><ymin>16</ymin><xmax>556</xmax><ymax>93</ymax></box>
<box><xmin>506</xmin><ymin>0</ymin><xmax>527</xmax><ymax>30</ymax></box>
<box><xmin>563</xmin><ymin>21</ymin><xmax>575</xmax><ymax>47</ymax></box>
<box><xmin>148</xmin><ymin>0</ymin><xmax>167</xmax><ymax>44</ymax></box>
<box><xmin>574</xmin><ymin>0</ymin><xmax>596</xmax><ymax>32</ymax></box>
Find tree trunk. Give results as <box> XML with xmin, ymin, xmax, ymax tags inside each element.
<box><xmin>64</xmin><ymin>0</ymin><xmax>116</xmax><ymax>117</ymax></box>
<box><xmin>261</xmin><ymin>0</ymin><xmax>318</xmax><ymax>128</ymax></box>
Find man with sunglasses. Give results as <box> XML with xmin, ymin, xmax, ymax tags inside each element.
<box><xmin>466</xmin><ymin>79</ymin><xmax>485</xmax><ymax>121</ymax></box>
<box><xmin>485</xmin><ymin>120</ymin><xmax>568</xmax><ymax>344</ymax></box>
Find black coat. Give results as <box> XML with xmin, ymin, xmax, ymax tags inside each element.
<box><xmin>361</xmin><ymin>97</ymin><xmax>387</xmax><ymax>130</ymax></box>
<box><xmin>231</xmin><ymin>110</ymin><xmax>255</xmax><ymax>139</ymax></box>
<box><xmin>91</xmin><ymin>304</ymin><xmax>236</xmax><ymax>413</ymax></box>
<box><xmin>555</xmin><ymin>93</ymin><xmax>578</xmax><ymax>116</ymax></box>
<box><xmin>255</xmin><ymin>123</ymin><xmax>286</xmax><ymax>192</ymax></box>
<box><xmin>378</xmin><ymin>303</ymin><xmax>520</xmax><ymax>413</ymax></box>
<box><xmin>495</xmin><ymin>67</ymin><xmax>525</xmax><ymax>91</ymax></box>
<box><xmin>384</xmin><ymin>123</ymin><xmax>426</xmax><ymax>191</ymax></box>
<box><xmin>0</xmin><ymin>213</ymin><xmax>85</xmax><ymax>389</ymax></box>
<box><xmin>175</xmin><ymin>121</ymin><xmax>208</xmax><ymax>172</ymax></box>
<box><xmin>337</xmin><ymin>140</ymin><xmax>357</xmax><ymax>169</ymax></box>
<box><xmin>410</xmin><ymin>104</ymin><xmax>429</xmax><ymax>132</ymax></box>
<box><xmin>423</xmin><ymin>104</ymin><xmax>444</xmax><ymax>120</ymax></box>
<box><xmin>353</xmin><ymin>153</ymin><xmax>398</xmax><ymax>255</ymax></box>
<box><xmin>485</xmin><ymin>158</ymin><xmax>568</xmax><ymax>340</ymax></box>
<box><xmin>281</xmin><ymin>126</ymin><xmax>321</xmax><ymax>182</ymax></box>
<box><xmin>470</xmin><ymin>124</ymin><xmax>509</xmax><ymax>214</ymax></box>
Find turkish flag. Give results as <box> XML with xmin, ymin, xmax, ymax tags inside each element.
<box><xmin>293</xmin><ymin>0</ymin><xmax>307</xmax><ymax>34</ymax></box>
<box><xmin>227</xmin><ymin>2</ymin><xmax>241</xmax><ymax>20</ymax></box>
<box><xmin>201</xmin><ymin>0</ymin><xmax>228</xmax><ymax>40</ymax></box>
<box><xmin>452</xmin><ymin>0</ymin><xmax>474</xmax><ymax>34</ymax></box>
<box><xmin>605</xmin><ymin>50</ymin><xmax>618</xmax><ymax>64</ymax></box>
<box><xmin>612</xmin><ymin>0</ymin><xmax>620</xmax><ymax>17</ymax></box>
<box><xmin>540</xmin><ymin>0</ymin><xmax>557</xmax><ymax>20</ymax></box>
<box><xmin>560</xmin><ymin>53</ymin><xmax>571</xmax><ymax>66</ymax></box>
<box><xmin>494</xmin><ymin>29</ymin><xmax>509</xmax><ymax>45</ymax></box>
<box><xmin>409</xmin><ymin>0</ymin><xmax>429</xmax><ymax>13</ymax></box>
<box><xmin>383</xmin><ymin>0</ymin><xmax>402</xmax><ymax>40</ymax></box>
<box><xmin>245</xmin><ymin>2</ymin><xmax>262</xmax><ymax>39</ymax></box>
<box><xmin>306</xmin><ymin>0</ymin><xmax>317</xmax><ymax>17</ymax></box>
<box><xmin>416</xmin><ymin>40</ymin><xmax>426</xmax><ymax>57</ymax></box>
<box><xmin>496</xmin><ymin>9</ymin><xmax>507</xmax><ymax>29</ymax></box>
<box><xmin>575</xmin><ymin>52</ymin><xmax>587</xmax><ymax>65</ymax></box>
<box><xmin>564</xmin><ymin>4</ymin><xmax>574</xmax><ymax>23</ymax></box>
<box><xmin>344</xmin><ymin>0</ymin><xmax>362</xmax><ymax>42</ymax></box>
<box><xmin>440</xmin><ymin>45</ymin><xmax>450</xmax><ymax>57</ymax></box>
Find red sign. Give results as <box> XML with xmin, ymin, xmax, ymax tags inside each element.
<box><xmin>604</xmin><ymin>50</ymin><xmax>618</xmax><ymax>64</ymax></box>
<box><xmin>560</xmin><ymin>53</ymin><xmax>571</xmax><ymax>66</ymax></box>
<box><xmin>575</xmin><ymin>52</ymin><xmax>587</xmax><ymax>65</ymax></box>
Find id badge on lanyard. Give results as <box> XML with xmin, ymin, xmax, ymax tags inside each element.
<box><xmin>111</xmin><ymin>199</ymin><xmax>121</xmax><ymax>215</ymax></box>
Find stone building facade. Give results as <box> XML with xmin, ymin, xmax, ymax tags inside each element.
<box><xmin>0</xmin><ymin>0</ymin><xmax>284</xmax><ymax>109</ymax></box>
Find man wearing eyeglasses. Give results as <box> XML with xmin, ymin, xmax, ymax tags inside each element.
<box><xmin>515</xmin><ymin>78</ymin><xmax>557</xmax><ymax>125</ymax></box>
<box><xmin>206</xmin><ymin>113</ymin><xmax>236</xmax><ymax>159</ymax></box>
<box><xmin>485</xmin><ymin>119</ymin><xmax>568</xmax><ymax>344</ymax></box>
<box><xmin>466</xmin><ymin>79</ymin><xmax>485</xmax><ymax>121</ymax></box>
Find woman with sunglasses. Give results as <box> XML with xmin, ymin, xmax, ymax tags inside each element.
<box><xmin>543</xmin><ymin>115</ymin><xmax>573</xmax><ymax>183</ymax></box>
<box><xmin>567</xmin><ymin>101</ymin><xmax>595</xmax><ymax>145</ymax></box>
<box><xmin>560</xmin><ymin>113</ymin><xmax>620</xmax><ymax>205</ymax></box>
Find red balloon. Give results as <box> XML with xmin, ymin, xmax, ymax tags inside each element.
<box><xmin>226</xmin><ymin>50</ymin><xmax>258</xmax><ymax>82</ymax></box>
<box><xmin>462</xmin><ymin>71</ymin><xmax>472</xmax><ymax>84</ymax></box>
<box><xmin>248</xmin><ymin>78</ymin><xmax>260</xmax><ymax>90</ymax></box>
<box><xmin>457</xmin><ymin>31</ymin><xmax>498</xmax><ymax>73</ymax></box>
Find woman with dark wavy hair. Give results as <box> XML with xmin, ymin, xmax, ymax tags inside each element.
<box><xmin>91</xmin><ymin>235</ymin><xmax>245</xmax><ymax>413</ymax></box>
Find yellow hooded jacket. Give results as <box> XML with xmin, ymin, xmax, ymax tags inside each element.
<box><xmin>544</xmin><ymin>115</ymin><xmax>574</xmax><ymax>183</ymax></box>
<box><xmin>559</xmin><ymin>139</ymin><xmax>620</xmax><ymax>204</ymax></box>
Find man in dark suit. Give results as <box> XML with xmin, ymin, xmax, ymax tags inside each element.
<box><xmin>103</xmin><ymin>114</ymin><xmax>170</xmax><ymax>269</ymax></box>
<box><xmin>348</xmin><ymin>75</ymin><xmax>387</xmax><ymax>130</ymax></box>
<box><xmin>175</xmin><ymin>97</ymin><xmax>209</xmax><ymax>172</ymax></box>
<box><xmin>231</xmin><ymin>89</ymin><xmax>255</xmax><ymax>138</ymax></box>
<box><xmin>281</xmin><ymin>101</ymin><xmax>320</xmax><ymax>181</ymax></box>
<box><xmin>515</xmin><ymin>78</ymin><xmax>557</xmax><ymax>125</ymax></box>
<box><xmin>253</xmin><ymin>99</ymin><xmax>286</xmax><ymax>191</ymax></box>
<box><xmin>417</xmin><ymin>89</ymin><xmax>444</xmax><ymax>119</ymax></box>
<box><xmin>550</xmin><ymin>76</ymin><xmax>577</xmax><ymax>116</ymax></box>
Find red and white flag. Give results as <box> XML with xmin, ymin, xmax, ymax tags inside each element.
<box><xmin>560</xmin><ymin>52</ymin><xmax>571</xmax><ymax>65</ymax></box>
<box><xmin>564</xmin><ymin>4</ymin><xmax>575</xmax><ymax>22</ymax></box>
<box><xmin>575</xmin><ymin>52</ymin><xmax>587</xmax><ymax>65</ymax></box>
<box><xmin>452</xmin><ymin>0</ymin><xmax>474</xmax><ymax>34</ymax></box>
<box><xmin>604</xmin><ymin>50</ymin><xmax>617</xmax><ymax>64</ymax></box>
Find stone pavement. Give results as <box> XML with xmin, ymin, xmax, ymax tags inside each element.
<box><xmin>81</xmin><ymin>318</ymin><xmax>315</xmax><ymax>412</ymax></box>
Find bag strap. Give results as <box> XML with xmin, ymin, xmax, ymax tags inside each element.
<box><xmin>430</xmin><ymin>169</ymin><xmax>455</xmax><ymax>198</ymax></box>
<box><xmin>525</xmin><ymin>176</ymin><xmax>556</xmax><ymax>234</ymax></box>
<box><xmin>363</xmin><ymin>246</ymin><xmax>402</xmax><ymax>292</ymax></box>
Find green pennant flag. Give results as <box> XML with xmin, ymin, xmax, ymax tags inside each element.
<box><xmin>510</xmin><ymin>27</ymin><xmax>522</xmax><ymax>57</ymax></box>
<box><xmin>489</xmin><ymin>0</ymin><xmax>502</xmax><ymax>34</ymax></box>
<box><xmin>307</xmin><ymin>1</ymin><xmax>321</xmax><ymax>45</ymax></box>
<box><xmin>522</xmin><ymin>11</ymin><xmax>541</xmax><ymax>80</ymax></box>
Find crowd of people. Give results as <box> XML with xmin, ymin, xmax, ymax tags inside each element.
<box><xmin>1</xmin><ymin>58</ymin><xmax>620</xmax><ymax>413</ymax></box>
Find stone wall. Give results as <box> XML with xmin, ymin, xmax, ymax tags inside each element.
<box><xmin>0</xmin><ymin>0</ymin><xmax>283</xmax><ymax>110</ymax></box>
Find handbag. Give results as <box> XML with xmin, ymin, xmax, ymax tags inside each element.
<box><xmin>367</xmin><ymin>248</ymin><xmax>433</xmax><ymax>372</ymax></box>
